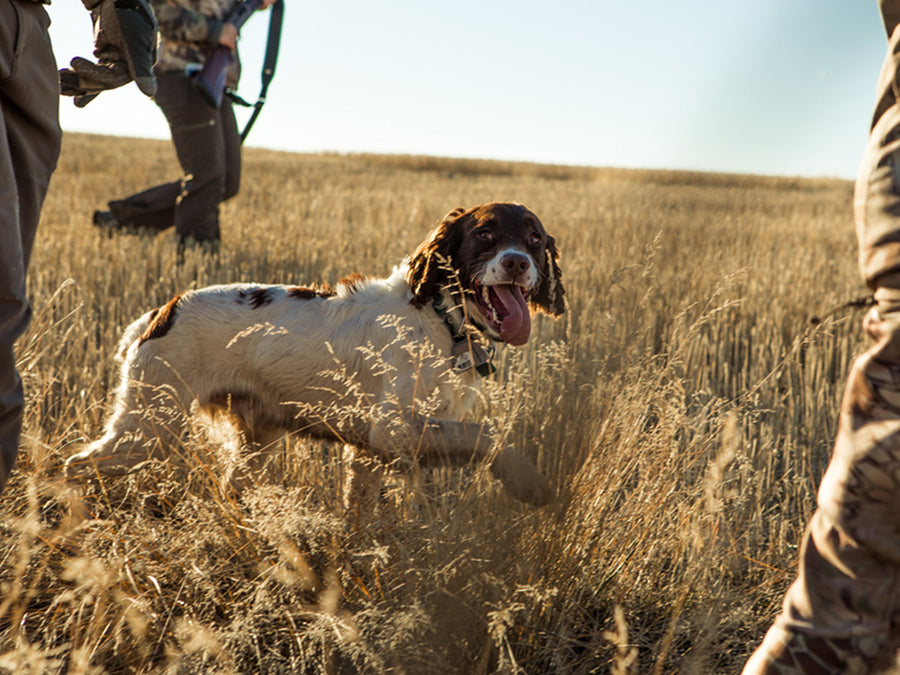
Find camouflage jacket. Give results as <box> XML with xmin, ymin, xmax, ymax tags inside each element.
<box><xmin>150</xmin><ymin>0</ymin><xmax>242</xmax><ymax>86</ymax></box>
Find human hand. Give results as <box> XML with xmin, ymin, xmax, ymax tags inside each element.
<box><xmin>219</xmin><ymin>23</ymin><xmax>239</xmax><ymax>50</ymax></box>
<box><xmin>60</xmin><ymin>0</ymin><xmax>158</xmax><ymax>107</ymax></box>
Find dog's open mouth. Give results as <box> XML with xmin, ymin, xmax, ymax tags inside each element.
<box><xmin>472</xmin><ymin>281</ymin><xmax>531</xmax><ymax>346</ymax></box>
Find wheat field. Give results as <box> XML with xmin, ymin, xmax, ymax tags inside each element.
<box><xmin>0</xmin><ymin>133</ymin><xmax>867</xmax><ymax>673</ymax></box>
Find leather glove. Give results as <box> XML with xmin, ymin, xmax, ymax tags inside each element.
<box><xmin>59</xmin><ymin>0</ymin><xmax>158</xmax><ymax>107</ymax></box>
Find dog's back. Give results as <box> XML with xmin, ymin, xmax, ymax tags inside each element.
<box><xmin>66</xmin><ymin>272</ymin><xmax>463</xmax><ymax>475</ymax></box>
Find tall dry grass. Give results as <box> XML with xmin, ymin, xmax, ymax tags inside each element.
<box><xmin>0</xmin><ymin>133</ymin><xmax>865</xmax><ymax>673</ymax></box>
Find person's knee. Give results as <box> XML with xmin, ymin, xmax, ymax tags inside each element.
<box><xmin>223</xmin><ymin>171</ymin><xmax>240</xmax><ymax>201</ymax></box>
<box><xmin>0</xmin><ymin>295</ymin><xmax>32</xmax><ymax>349</ymax></box>
<box><xmin>223</xmin><ymin>184</ymin><xmax>239</xmax><ymax>202</ymax></box>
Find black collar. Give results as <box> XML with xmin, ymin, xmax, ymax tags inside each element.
<box><xmin>431</xmin><ymin>297</ymin><xmax>496</xmax><ymax>377</ymax></box>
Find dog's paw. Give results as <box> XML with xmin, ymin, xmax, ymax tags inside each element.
<box><xmin>63</xmin><ymin>447</ymin><xmax>92</xmax><ymax>478</ymax></box>
<box><xmin>490</xmin><ymin>446</ymin><xmax>552</xmax><ymax>507</ymax></box>
<box><xmin>63</xmin><ymin>443</ymin><xmax>134</xmax><ymax>478</ymax></box>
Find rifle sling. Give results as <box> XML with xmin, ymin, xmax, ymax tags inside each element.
<box><xmin>232</xmin><ymin>0</ymin><xmax>284</xmax><ymax>144</ymax></box>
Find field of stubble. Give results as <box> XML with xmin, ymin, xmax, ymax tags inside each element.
<box><xmin>0</xmin><ymin>133</ymin><xmax>866</xmax><ymax>673</ymax></box>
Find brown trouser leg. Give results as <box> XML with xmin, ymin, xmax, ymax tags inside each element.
<box><xmin>108</xmin><ymin>71</ymin><xmax>241</xmax><ymax>243</ymax></box>
<box><xmin>743</xmin><ymin>2</ymin><xmax>900</xmax><ymax>672</ymax></box>
<box><xmin>0</xmin><ymin>0</ymin><xmax>61</xmax><ymax>496</ymax></box>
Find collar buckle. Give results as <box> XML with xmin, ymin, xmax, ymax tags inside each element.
<box><xmin>433</xmin><ymin>297</ymin><xmax>497</xmax><ymax>377</ymax></box>
<box><xmin>451</xmin><ymin>337</ymin><xmax>496</xmax><ymax>376</ymax></box>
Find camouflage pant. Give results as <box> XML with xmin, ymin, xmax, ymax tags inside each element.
<box><xmin>743</xmin><ymin>2</ymin><xmax>900</xmax><ymax>673</ymax></box>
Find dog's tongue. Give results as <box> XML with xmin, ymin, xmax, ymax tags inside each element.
<box><xmin>491</xmin><ymin>285</ymin><xmax>531</xmax><ymax>346</ymax></box>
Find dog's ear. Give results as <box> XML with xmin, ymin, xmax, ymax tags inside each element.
<box><xmin>529</xmin><ymin>234</ymin><xmax>566</xmax><ymax>317</ymax></box>
<box><xmin>407</xmin><ymin>207</ymin><xmax>469</xmax><ymax>307</ymax></box>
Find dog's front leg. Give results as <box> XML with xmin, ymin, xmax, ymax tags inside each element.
<box><xmin>409</xmin><ymin>416</ymin><xmax>552</xmax><ymax>507</ymax></box>
<box><xmin>342</xmin><ymin>444</ymin><xmax>385</xmax><ymax>515</ymax></box>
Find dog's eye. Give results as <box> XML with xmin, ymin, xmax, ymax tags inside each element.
<box><xmin>527</xmin><ymin>232</ymin><xmax>542</xmax><ymax>247</ymax></box>
<box><xmin>476</xmin><ymin>229</ymin><xmax>495</xmax><ymax>242</ymax></box>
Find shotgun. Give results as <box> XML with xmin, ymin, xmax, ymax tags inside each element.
<box><xmin>194</xmin><ymin>0</ymin><xmax>264</xmax><ymax>107</ymax></box>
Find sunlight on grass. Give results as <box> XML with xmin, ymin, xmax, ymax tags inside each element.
<box><xmin>0</xmin><ymin>134</ymin><xmax>864</xmax><ymax>673</ymax></box>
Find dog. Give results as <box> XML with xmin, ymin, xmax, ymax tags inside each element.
<box><xmin>66</xmin><ymin>203</ymin><xmax>565</xmax><ymax>506</ymax></box>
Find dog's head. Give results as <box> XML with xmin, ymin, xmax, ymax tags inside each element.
<box><xmin>407</xmin><ymin>202</ymin><xmax>565</xmax><ymax>346</ymax></box>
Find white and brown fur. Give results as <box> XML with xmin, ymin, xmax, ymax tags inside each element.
<box><xmin>66</xmin><ymin>203</ymin><xmax>565</xmax><ymax>506</ymax></box>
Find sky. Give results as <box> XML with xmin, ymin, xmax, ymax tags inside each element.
<box><xmin>46</xmin><ymin>0</ymin><xmax>887</xmax><ymax>179</ymax></box>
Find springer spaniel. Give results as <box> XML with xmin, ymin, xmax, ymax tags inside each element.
<box><xmin>66</xmin><ymin>203</ymin><xmax>565</xmax><ymax>506</ymax></box>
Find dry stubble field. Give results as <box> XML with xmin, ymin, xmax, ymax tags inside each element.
<box><xmin>0</xmin><ymin>133</ymin><xmax>867</xmax><ymax>673</ymax></box>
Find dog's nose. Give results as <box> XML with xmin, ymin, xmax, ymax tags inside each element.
<box><xmin>501</xmin><ymin>252</ymin><xmax>531</xmax><ymax>274</ymax></box>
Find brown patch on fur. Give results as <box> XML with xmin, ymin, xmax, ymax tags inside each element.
<box><xmin>338</xmin><ymin>273</ymin><xmax>371</xmax><ymax>293</ymax></box>
<box><xmin>238</xmin><ymin>287</ymin><xmax>275</xmax><ymax>309</ymax></box>
<box><xmin>287</xmin><ymin>283</ymin><xmax>335</xmax><ymax>300</ymax></box>
<box><xmin>529</xmin><ymin>233</ymin><xmax>566</xmax><ymax>317</ymax></box>
<box><xmin>139</xmin><ymin>294</ymin><xmax>182</xmax><ymax>345</ymax></box>
<box><xmin>406</xmin><ymin>208</ymin><xmax>468</xmax><ymax>308</ymax></box>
